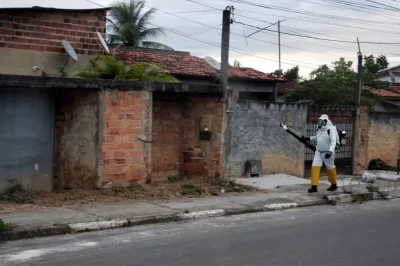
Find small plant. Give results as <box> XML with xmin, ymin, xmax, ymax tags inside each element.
<box><xmin>0</xmin><ymin>185</ymin><xmax>35</xmax><ymax>204</ymax></box>
<box><xmin>368</xmin><ymin>159</ymin><xmax>397</xmax><ymax>171</ymax></box>
<box><xmin>180</xmin><ymin>184</ymin><xmax>205</xmax><ymax>197</ymax></box>
<box><xmin>184</xmin><ymin>209</ymin><xmax>190</xmax><ymax>214</ymax></box>
<box><xmin>0</xmin><ymin>219</ymin><xmax>7</xmax><ymax>233</ymax></box>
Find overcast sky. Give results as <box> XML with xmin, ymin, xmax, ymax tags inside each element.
<box><xmin>2</xmin><ymin>0</ymin><xmax>400</xmax><ymax>76</ymax></box>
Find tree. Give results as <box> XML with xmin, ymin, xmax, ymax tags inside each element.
<box><xmin>283</xmin><ymin>66</ymin><xmax>299</xmax><ymax>82</ymax></box>
<box><xmin>283</xmin><ymin>58</ymin><xmax>386</xmax><ymax>106</ymax></box>
<box><xmin>270</xmin><ymin>66</ymin><xmax>300</xmax><ymax>82</ymax></box>
<box><xmin>75</xmin><ymin>55</ymin><xmax>179</xmax><ymax>82</ymax></box>
<box><xmin>364</xmin><ymin>54</ymin><xmax>388</xmax><ymax>74</ymax></box>
<box><xmin>107</xmin><ymin>0</ymin><xmax>173</xmax><ymax>50</ymax></box>
<box><xmin>233</xmin><ymin>59</ymin><xmax>242</xmax><ymax>68</ymax></box>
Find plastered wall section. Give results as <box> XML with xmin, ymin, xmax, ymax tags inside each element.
<box><xmin>226</xmin><ymin>101</ymin><xmax>307</xmax><ymax>178</ymax></box>
<box><xmin>367</xmin><ymin>112</ymin><xmax>400</xmax><ymax>167</ymax></box>
<box><xmin>55</xmin><ymin>90</ymin><xmax>99</xmax><ymax>189</ymax></box>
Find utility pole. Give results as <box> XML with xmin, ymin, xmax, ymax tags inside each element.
<box><xmin>221</xmin><ymin>7</ymin><xmax>231</xmax><ymax>98</ymax></box>
<box><xmin>278</xmin><ymin>20</ymin><xmax>281</xmax><ymax>71</ymax></box>
<box><xmin>352</xmin><ymin>38</ymin><xmax>362</xmax><ymax>175</ymax></box>
<box><xmin>220</xmin><ymin>6</ymin><xmax>232</xmax><ymax>178</ymax></box>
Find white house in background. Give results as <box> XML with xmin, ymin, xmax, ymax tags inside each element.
<box><xmin>377</xmin><ymin>64</ymin><xmax>400</xmax><ymax>83</ymax></box>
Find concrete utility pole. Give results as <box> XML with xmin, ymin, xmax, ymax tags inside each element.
<box><xmin>220</xmin><ymin>6</ymin><xmax>232</xmax><ymax>178</ymax></box>
<box><xmin>278</xmin><ymin>20</ymin><xmax>281</xmax><ymax>71</ymax></box>
<box><xmin>352</xmin><ymin>38</ymin><xmax>363</xmax><ymax>175</ymax></box>
<box><xmin>220</xmin><ymin>7</ymin><xmax>231</xmax><ymax>98</ymax></box>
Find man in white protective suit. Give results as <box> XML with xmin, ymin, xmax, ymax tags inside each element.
<box><xmin>303</xmin><ymin>114</ymin><xmax>338</xmax><ymax>193</ymax></box>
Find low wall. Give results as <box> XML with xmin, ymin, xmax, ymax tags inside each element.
<box><xmin>226</xmin><ymin>101</ymin><xmax>307</xmax><ymax>178</ymax></box>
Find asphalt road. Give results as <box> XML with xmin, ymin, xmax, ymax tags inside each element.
<box><xmin>1</xmin><ymin>200</ymin><xmax>400</xmax><ymax>266</ymax></box>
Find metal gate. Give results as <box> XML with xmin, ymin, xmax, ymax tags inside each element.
<box><xmin>0</xmin><ymin>88</ymin><xmax>54</xmax><ymax>192</ymax></box>
<box><xmin>304</xmin><ymin>105</ymin><xmax>354</xmax><ymax>176</ymax></box>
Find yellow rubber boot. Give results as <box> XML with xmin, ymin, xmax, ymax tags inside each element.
<box><xmin>327</xmin><ymin>168</ymin><xmax>338</xmax><ymax>191</ymax></box>
<box><xmin>311</xmin><ymin>166</ymin><xmax>321</xmax><ymax>186</ymax></box>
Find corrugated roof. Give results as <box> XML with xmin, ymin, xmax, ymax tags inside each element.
<box><xmin>372</xmin><ymin>88</ymin><xmax>400</xmax><ymax>98</ymax></box>
<box><xmin>115</xmin><ymin>48</ymin><xmax>283</xmax><ymax>82</ymax></box>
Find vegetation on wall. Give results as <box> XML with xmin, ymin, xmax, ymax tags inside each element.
<box><xmin>75</xmin><ymin>55</ymin><xmax>179</xmax><ymax>82</ymax></box>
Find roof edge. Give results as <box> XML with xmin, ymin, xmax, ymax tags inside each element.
<box><xmin>0</xmin><ymin>74</ymin><xmax>222</xmax><ymax>94</ymax></box>
<box><xmin>0</xmin><ymin>6</ymin><xmax>110</xmax><ymax>12</ymax></box>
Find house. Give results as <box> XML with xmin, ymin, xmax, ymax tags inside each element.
<box><xmin>0</xmin><ymin>6</ymin><xmax>109</xmax><ymax>192</ymax></box>
<box><xmin>377</xmin><ymin>64</ymin><xmax>400</xmax><ymax>83</ymax></box>
<box><xmin>115</xmin><ymin>47</ymin><xmax>285</xmax><ymax>101</ymax></box>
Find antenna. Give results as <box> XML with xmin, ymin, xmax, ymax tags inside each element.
<box><xmin>204</xmin><ymin>56</ymin><xmax>221</xmax><ymax>71</ymax></box>
<box><xmin>97</xmin><ymin>31</ymin><xmax>110</xmax><ymax>54</ymax></box>
<box><xmin>60</xmin><ymin>40</ymin><xmax>78</xmax><ymax>73</ymax></box>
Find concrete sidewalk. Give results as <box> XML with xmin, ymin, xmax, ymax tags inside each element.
<box><xmin>1</xmin><ymin>172</ymin><xmax>399</xmax><ymax>241</ymax></box>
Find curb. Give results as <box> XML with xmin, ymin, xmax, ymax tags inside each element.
<box><xmin>2</xmin><ymin>191</ymin><xmax>398</xmax><ymax>242</ymax></box>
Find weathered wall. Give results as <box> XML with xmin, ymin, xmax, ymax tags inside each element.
<box><xmin>0</xmin><ymin>88</ymin><xmax>54</xmax><ymax>193</ymax></box>
<box><xmin>151</xmin><ymin>93</ymin><xmax>183</xmax><ymax>182</ymax></box>
<box><xmin>226</xmin><ymin>101</ymin><xmax>307</xmax><ymax>177</ymax></box>
<box><xmin>55</xmin><ymin>90</ymin><xmax>98</xmax><ymax>189</ymax></box>
<box><xmin>151</xmin><ymin>92</ymin><xmax>223</xmax><ymax>181</ymax></box>
<box><xmin>0</xmin><ymin>9</ymin><xmax>106</xmax><ymax>76</ymax></box>
<box><xmin>367</xmin><ymin>112</ymin><xmax>400</xmax><ymax>167</ymax></box>
<box><xmin>101</xmin><ymin>90</ymin><xmax>151</xmax><ymax>185</ymax></box>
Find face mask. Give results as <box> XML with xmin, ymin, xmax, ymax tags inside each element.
<box><xmin>317</xmin><ymin>119</ymin><xmax>327</xmax><ymax>128</ymax></box>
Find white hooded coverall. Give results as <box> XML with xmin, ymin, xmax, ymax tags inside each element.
<box><xmin>309</xmin><ymin>114</ymin><xmax>338</xmax><ymax>186</ymax></box>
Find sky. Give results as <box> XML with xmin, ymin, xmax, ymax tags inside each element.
<box><xmin>2</xmin><ymin>0</ymin><xmax>400</xmax><ymax>77</ymax></box>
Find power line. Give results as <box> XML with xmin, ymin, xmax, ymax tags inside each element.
<box><xmin>151</xmin><ymin>7</ymin><xmax>330</xmax><ymax>65</ymax></box>
<box><xmin>148</xmin><ymin>22</ymin><xmax>317</xmax><ymax>69</ymax></box>
<box><xmin>186</xmin><ymin>0</ymin><xmax>400</xmax><ymax>37</ymax></box>
<box><xmin>234</xmin><ymin>20</ymin><xmax>400</xmax><ymax>45</ymax></box>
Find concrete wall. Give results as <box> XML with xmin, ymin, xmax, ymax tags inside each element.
<box><xmin>367</xmin><ymin>112</ymin><xmax>400</xmax><ymax>167</ymax></box>
<box><xmin>151</xmin><ymin>92</ymin><xmax>223</xmax><ymax>182</ymax></box>
<box><xmin>355</xmin><ymin>106</ymin><xmax>400</xmax><ymax>173</ymax></box>
<box><xmin>226</xmin><ymin>101</ymin><xmax>307</xmax><ymax>178</ymax></box>
<box><xmin>100</xmin><ymin>90</ymin><xmax>152</xmax><ymax>186</ymax></box>
<box><xmin>0</xmin><ymin>9</ymin><xmax>106</xmax><ymax>76</ymax></box>
<box><xmin>55</xmin><ymin>90</ymin><xmax>99</xmax><ymax>189</ymax></box>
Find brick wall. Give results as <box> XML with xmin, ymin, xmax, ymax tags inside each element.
<box><xmin>151</xmin><ymin>93</ymin><xmax>183</xmax><ymax>181</ymax></box>
<box><xmin>180</xmin><ymin>95</ymin><xmax>223</xmax><ymax>179</ymax></box>
<box><xmin>151</xmin><ymin>93</ymin><xmax>223</xmax><ymax>181</ymax></box>
<box><xmin>55</xmin><ymin>90</ymin><xmax>98</xmax><ymax>189</ymax></box>
<box><xmin>0</xmin><ymin>9</ymin><xmax>106</xmax><ymax>55</ymax></box>
<box><xmin>101</xmin><ymin>91</ymin><xmax>151</xmax><ymax>185</ymax></box>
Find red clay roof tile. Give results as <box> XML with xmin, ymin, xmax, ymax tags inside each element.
<box><xmin>115</xmin><ymin>49</ymin><xmax>283</xmax><ymax>82</ymax></box>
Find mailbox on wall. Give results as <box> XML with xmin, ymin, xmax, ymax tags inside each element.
<box><xmin>199</xmin><ymin>115</ymin><xmax>213</xmax><ymax>141</ymax></box>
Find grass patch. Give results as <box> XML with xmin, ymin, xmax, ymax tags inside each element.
<box><xmin>180</xmin><ymin>184</ymin><xmax>205</xmax><ymax>197</ymax></box>
<box><xmin>0</xmin><ymin>185</ymin><xmax>35</xmax><ymax>204</ymax></box>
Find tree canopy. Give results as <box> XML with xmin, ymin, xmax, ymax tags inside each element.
<box><xmin>283</xmin><ymin>56</ymin><xmax>388</xmax><ymax>106</ymax></box>
<box><xmin>270</xmin><ymin>66</ymin><xmax>300</xmax><ymax>82</ymax></box>
<box><xmin>107</xmin><ymin>0</ymin><xmax>173</xmax><ymax>50</ymax></box>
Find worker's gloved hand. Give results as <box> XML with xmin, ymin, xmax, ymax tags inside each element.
<box><xmin>325</xmin><ymin>151</ymin><xmax>332</xmax><ymax>159</ymax></box>
<box><xmin>302</xmin><ymin>136</ymin><xmax>310</xmax><ymax>141</ymax></box>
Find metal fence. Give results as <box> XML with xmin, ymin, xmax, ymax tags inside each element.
<box><xmin>304</xmin><ymin>123</ymin><xmax>353</xmax><ymax>160</ymax></box>
<box><xmin>304</xmin><ymin>105</ymin><xmax>355</xmax><ymax>176</ymax></box>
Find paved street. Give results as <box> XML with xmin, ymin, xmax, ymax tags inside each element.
<box><xmin>1</xmin><ymin>199</ymin><xmax>400</xmax><ymax>266</ymax></box>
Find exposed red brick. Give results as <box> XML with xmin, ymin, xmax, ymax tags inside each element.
<box><xmin>0</xmin><ymin>9</ymin><xmax>106</xmax><ymax>54</ymax></box>
<box><xmin>101</xmin><ymin>90</ymin><xmax>150</xmax><ymax>185</ymax></box>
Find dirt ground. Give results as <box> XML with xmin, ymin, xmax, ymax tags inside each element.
<box><xmin>0</xmin><ymin>178</ymin><xmax>263</xmax><ymax>213</ymax></box>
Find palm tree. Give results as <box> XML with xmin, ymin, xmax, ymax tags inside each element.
<box><xmin>75</xmin><ymin>56</ymin><xmax>179</xmax><ymax>82</ymax></box>
<box><xmin>107</xmin><ymin>0</ymin><xmax>173</xmax><ymax>50</ymax></box>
